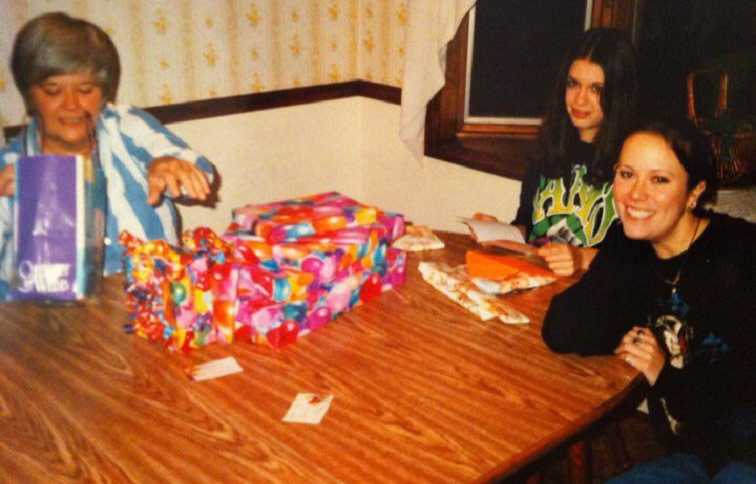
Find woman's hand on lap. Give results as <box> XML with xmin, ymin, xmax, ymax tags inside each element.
<box><xmin>147</xmin><ymin>156</ymin><xmax>210</xmax><ymax>205</ymax></box>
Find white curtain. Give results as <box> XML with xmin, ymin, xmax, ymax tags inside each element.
<box><xmin>399</xmin><ymin>0</ymin><xmax>477</xmax><ymax>159</ymax></box>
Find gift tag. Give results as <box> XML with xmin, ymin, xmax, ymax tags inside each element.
<box><xmin>188</xmin><ymin>356</ymin><xmax>243</xmax><ymax>381</ymax></box>
<box><xmin>282</xmin><ymin>393</ymin><xmax>334</xmax><ymax>424</ymax></box>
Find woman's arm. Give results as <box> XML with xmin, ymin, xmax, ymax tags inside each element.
<box><xmin>542</xmin><ymin>242</ymin><xmax>640</xmax><ymax>355</ymax></box>
<box><xmin>110</xmin><ymin>104</ymin><xmax>215</xmax><ymax>204</ymax></box>
<box><xmin>115</xmin><ymin>105</ymin><xmax>213</xmax><ymax>170</ymax></box>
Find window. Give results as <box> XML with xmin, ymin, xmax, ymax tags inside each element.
<box><xmin>424</xmin><ymin>0</ymin><xmax>638</xmax><ymax>179</ymax></box>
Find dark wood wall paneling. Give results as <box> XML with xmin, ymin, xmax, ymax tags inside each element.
<box><xmin>3</xmin><ymin>80</ymin><xmax>401</xmax><ymax>140</ymax></box>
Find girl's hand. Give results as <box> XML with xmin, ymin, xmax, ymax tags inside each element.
<box><xmin>615</xmin><ymin>326</ymin><xmax>666</xmax><ymax>385</ymax></box>
<box><xmin>535</xmin><ymin>242</ymin><xmax>583</xmax><ymax>276</ymax></box>
<box><xmin>147</xmin><ymin>157</ymin><xmax>210</xmax><ymax>205</ymax></box>
<box><xmin>0</xmin><ymin>164</ymin><xmax>15</xmax><ymax>197</ymax></box>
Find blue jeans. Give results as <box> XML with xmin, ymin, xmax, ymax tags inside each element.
<box><xmin>607</xmin><ymin>453</ymin><xmax>756</xmax><ymax>483</ymax></box>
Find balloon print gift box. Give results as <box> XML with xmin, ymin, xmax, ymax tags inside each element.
<box><xmin>121</xmin><ymin>192</ymin><xmax>407</xmax><ymax>351</ymax></box>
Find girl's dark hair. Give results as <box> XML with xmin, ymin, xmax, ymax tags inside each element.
<box><xmin>11</xmin><ymin>12</ymin><xmax>120</xmax><ymax>115</ymax></box>
<box><xmin>540</xmin><ymin>28</ymin><xmax>638</xmax><ymax>184</ymax></box>
<box><xmin>630</xmin><ymin>118</ymin><xmax>718</xmax><ymax>209</ymax></box>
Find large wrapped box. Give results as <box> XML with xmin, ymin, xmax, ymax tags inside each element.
<box><xmin>121</xmin><ymin>193</ymin><xmax>406</xmax><ymax>351</ymax></box>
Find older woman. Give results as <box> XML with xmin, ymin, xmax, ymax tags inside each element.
<box><xmin>0</xmin><ymin>12</ymin><xmax>215</xmax><ymax>299</ymax></box>
<box><xmin>542</xmin><ymin>119</ymin><xmax>755</xmax><ymax>482</ymax></box>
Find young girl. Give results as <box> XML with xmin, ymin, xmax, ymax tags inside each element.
<box><xmin>543</xmin><ymin>119</ymin><xmax>756</xmax><ymax>482</ymax></box>
<box><xmin>476</xmin><ymin>28</ymin><xmax>638</xmax><ymax>276</ymax></box>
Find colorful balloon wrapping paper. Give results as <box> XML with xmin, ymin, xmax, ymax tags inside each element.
<box><xmin>121</xmin><ymin>193</ymin><xmax>406</xmax><ymax>352</ymax></box>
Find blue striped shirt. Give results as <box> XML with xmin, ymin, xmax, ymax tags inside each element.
<box><xmin>0</xmin><ymin>103</ymin><xmax>214</xmax><ymax>299</ymax></box>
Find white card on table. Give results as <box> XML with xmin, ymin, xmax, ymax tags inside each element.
<box><xmin>282</xmin><ymin>393</ymin><xmax>334</xmax><ymax>424</ymax></box>
<box><xmin>189</xmin><ymin>356</ymin><xmax>243</xmax><ymax>381</ymax></box>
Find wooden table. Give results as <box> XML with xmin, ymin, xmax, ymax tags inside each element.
<box><xmin>0</xmin><ymin>233</ymin><xmax>640</xmax><ymax>483</ymax></box>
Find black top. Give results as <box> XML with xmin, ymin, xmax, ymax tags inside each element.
<box><xmin>512</xmin><ymin>141</ymin><xmax>617</xmax><ymax>247</ymax></box>
<box><xmin>542</xmin><ymin>212</ymin><xmax>756</xmax><ymax>473</ymax></box>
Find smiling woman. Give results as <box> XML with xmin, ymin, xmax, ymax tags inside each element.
<box><xmin>613</xmin><ymin>131</ymin><xmax>708</xmax><ymax>258</ymax></box>
<box><xmin>29</xmin><ymin>72</ymin><xmax>104</xmax><ymax>155</ymax></box>
<box><xmin>0</xmin><ymin>11</ymin><xmax>216</xmax><ymax>300</ymax></box>
<box><xmin>542</xmin><ymin>118</ymin><xmax>756</xmax><ymax>482</ymax></box>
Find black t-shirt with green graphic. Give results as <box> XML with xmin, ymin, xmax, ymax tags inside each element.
<box><xmin>513</xmin><ymin>140</ymin><xmax>617</xmax><ymax>247</ymax></box>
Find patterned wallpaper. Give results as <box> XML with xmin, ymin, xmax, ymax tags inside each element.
<box><xmin>0</xmin><ymin>0</ymin><xmax>408</xmax><ymax>129</ymax></box>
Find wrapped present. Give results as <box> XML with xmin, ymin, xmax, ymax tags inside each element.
<box><xmin>465</xmin><ymin>250</ymin><xmax>553</xmax><ymax>279</ymax></box>
<box><xmin>231</xmin><ymin>191</ymin><xmax>405</xmax><ymax>243</ymax></box>
<box><xmin>465</xmin><ymin>250</ymin><xmax>555</xmax><ymax>294</ymax></box>
<box><xmin>120</xmin><ymin>194</ymin><xmax>407</xmax><ymax>352</ymax></box>
<box><xmin>418</xmin><ymin>261</ymin><xmax>529</xmax><ymax>325</ymax></box>
<box><xmin>228</xmin><ymin>192</ymin><xmax>406</xmax><ymax>287</ymax></box>
<box><xmin>383</xmin><ymin>247</ymin><xmax>407</xmax><ymax>289</ymax></box>
<box><xmin>122</xmin><ymin>231</ymin><xmax>315</xmax><ymax>350</ymax></box>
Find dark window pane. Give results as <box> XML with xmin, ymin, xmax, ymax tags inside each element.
<box><xmin>468</xmin><ymin>0</ymin><xmax>587</xmax><ymax>118</ymax></box>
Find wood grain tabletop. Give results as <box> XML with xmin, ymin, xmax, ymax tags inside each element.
<box><xmin>0</xmin><ymin>232</ymin><xmax>640</xmax><ymax>483</ymax></box>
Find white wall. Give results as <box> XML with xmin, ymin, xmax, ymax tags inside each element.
<box><xmin>357</xmin><ymin>98</ymin><xmax>522</xmax><ymax>233</ymax></box>
<box><xmin>171</xmin><ymin>97</ymin><xmax>523</xmax><ymax>235</ymax></box>
<box><xmin>170</xmin><ymin>98</ymin><xmax>363</xmax><ymax>233</ymax></box>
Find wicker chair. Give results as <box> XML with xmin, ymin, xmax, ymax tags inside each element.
<box><xmin>687</xmin><ymin>67</ymin><xmax>756</xmax><ymax>186</ymax></box>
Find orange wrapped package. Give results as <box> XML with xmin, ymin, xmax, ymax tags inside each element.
<box><xmin>465</xmin><ymin>250</ymin><xmax>553</xmax><ymax>279</ymax></box>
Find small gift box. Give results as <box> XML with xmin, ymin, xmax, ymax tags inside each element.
<box><xmin>231</xmin><ymin>191</ymin><xmax>405</xmax><ymax>243</ymax></box>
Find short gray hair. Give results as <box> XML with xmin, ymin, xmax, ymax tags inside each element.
<box><xmin>11</xmin><ymin>12</ymin><xmax>120</xmax><ymax>114</ymax></box>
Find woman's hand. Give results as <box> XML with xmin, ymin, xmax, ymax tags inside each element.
<box><xmin>615</xmin><ymin>326</ymin><xmax>666</xmax><ymax>385</ymax></box>
<box><xmin>147</xmin><ymin>156</ymin><xmax>210</xmax><ymax>205</ymax></box>
<box><xmin>535</xmin><ymin>242</ymin><xmax>584</xmax><ymax>276</ymax></box>
<box><xmin>0</xmin><ymin>164</ymin><xmax>15</xmax><ymax>197</ymax></box>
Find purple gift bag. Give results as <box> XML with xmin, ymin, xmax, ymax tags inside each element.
<box><xmin>12</xmin><ymin>154</ymin><xmax>106</xmax><ymax>301</ymax></box>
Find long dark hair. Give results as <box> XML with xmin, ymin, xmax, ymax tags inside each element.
<box><xmin>540</xmin><ymin>28</ymin><xmax>638</xmax><ymax>184</ymax></box>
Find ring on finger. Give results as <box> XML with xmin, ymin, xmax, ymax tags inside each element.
<box><xmin>632</xmin><ymin>330</ymin><xmax>642</xmax><ymax>344</ymax></box>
